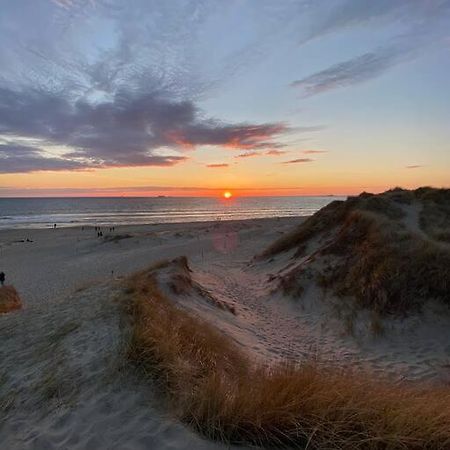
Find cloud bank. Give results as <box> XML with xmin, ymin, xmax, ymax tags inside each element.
<box><xmin>0</xmin><ymin>85</ymin><xmax>288</xmax><ymax>173</ymax></box>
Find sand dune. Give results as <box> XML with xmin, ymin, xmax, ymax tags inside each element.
<box><xmin>1</xmin><ymin>194</ymin><xmax>450</xmax><ymax>448</ymax></box>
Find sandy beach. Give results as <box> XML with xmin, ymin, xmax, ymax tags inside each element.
<box><xmin>1</xmin><ymin>210</ymin><xmax>449</xmax><ymax>449</ymax></box>
<box><xmin>0</xmin><ymin>217</ymin><xmax>294</xmax><ymax>450</ymax></box>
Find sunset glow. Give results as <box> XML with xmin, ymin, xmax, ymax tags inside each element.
<box><xmin>0</xmin><ymin>1</ymin><xmax>448</xmax><ymax>197</ymax></box>
<box><xmin>223</xmin><ymin>191</ymin><xmax>232</xmax><ymax>199</ymax></box>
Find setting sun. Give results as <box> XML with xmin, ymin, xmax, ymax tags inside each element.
<box><xmin>223</xmin><ymin>191</ymin><xmax>232</xmax><ymax>199</ymax></box>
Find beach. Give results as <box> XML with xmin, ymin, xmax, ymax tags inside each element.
<box><xmin>0</xmin><ymin>217</ymin><xmax>298</xmax><ymax>307</ymax></box>
<box><xmin>0</xmin><ymin>218</ymin><xmax>293</xmax><ymax>450</ymax></box>
<box><xmin>1</xmin><ymin>212</ymin><xmax>449</xmax><ymax>449</ymax></box>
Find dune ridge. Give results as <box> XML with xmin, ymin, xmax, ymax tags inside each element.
<box><xmin>261</xmin><ymin>187</ymin><xmax>450</xmax><ymax>315</ymax></box>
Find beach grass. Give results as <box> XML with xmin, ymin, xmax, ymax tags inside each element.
<box><xmin>123</xmin><ymin>262</ymin><xmax>450</xmax><ymax>449</ymax></box>
<box><xmin>0</xmin><ymin>286</ymin><xmax>22</xmax><ymax>314</ymax></box>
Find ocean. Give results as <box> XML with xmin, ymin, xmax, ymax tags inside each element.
<box><xmin>0</xmin><ymin>196</ymin><xmax>344</xmax><ymax>230</ymax></box>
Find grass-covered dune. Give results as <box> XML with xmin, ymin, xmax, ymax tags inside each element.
<box><xmin>123</xmin><ymin>259</ymin><xmax>450</xmax><ymax>449</ymax></box>
<box><xmin>261</xmin><ymin>187</ymin><xmax>450</xmax><ymax>315</ymax></box>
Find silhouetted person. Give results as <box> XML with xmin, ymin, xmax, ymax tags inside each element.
<box><xmin>53</xmin><ymin>223</ymin><xmax>57</xmax><ymax>229</ymax></box>
<box><xmin>0</xmin><ymin>272</ymin><xmax>5</xmax><ymax>286</ymax></box>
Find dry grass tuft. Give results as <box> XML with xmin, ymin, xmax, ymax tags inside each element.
<box><xmin>0</xmin><ymin>285</ymin><xmax>22</xmax><ymax>314</ymax></box>
<box><xmin>124</xmin><ymin>264</ymin><xmax>450</xmax><ymax>449</ymax></box>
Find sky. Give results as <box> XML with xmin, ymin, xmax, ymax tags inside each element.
<box><xmin>0</xmin><ymin>0</ymin><xmax>449</xmax><ymax>197</ymax></box>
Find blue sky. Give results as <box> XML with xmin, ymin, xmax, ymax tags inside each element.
<box><xmin>0</xmin><ymin>0</ymin><xmax>449</xmax><ymax>196</ymax></box>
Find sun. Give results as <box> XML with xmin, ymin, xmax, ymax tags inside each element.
<box><xmin>223</xmin><ymin>191</ymin><xmax>232</xmax><ymax>199</ymax></box>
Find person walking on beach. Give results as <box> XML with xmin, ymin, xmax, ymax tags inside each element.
<box><xmin>0</xmin><ymin>272</ymin><xmax>5</xmax><ymax>286</ymax></box>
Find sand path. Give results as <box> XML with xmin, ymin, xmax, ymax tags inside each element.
<box><xmin>192</xmin><ymin>257</ymin><xmax>450</xmax><ymax>383</ymax></box>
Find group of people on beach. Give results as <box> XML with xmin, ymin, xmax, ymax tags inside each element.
<box><xmin>92</xmin><ymin>225</ymin><xmax>116</xmax><ymax>237</ymax></box>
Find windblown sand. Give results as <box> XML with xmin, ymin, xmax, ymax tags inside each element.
<box><xmin>1</xmin><ymin>216</ymin><xmax>449</xmax><ymax>449</ymax></box>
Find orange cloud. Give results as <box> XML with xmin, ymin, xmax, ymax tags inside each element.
<box><xmin>282</xmin><ymin>158</ymin><xmax>314</xmax><ymax>164</ymax></box>
<box><xmin>265</xmin><ymin>149</ymin><xmax>287</xmax><ymax>156</ymax></box>
<box><xmin>206</xmin><ymin>163</ymin><xmax>229</xmax><ymax>168</ymax></box>
<box><xmin>235</xmin><ymin>151</ymin><xmax>260</xmax><ymax>158</ymax></box>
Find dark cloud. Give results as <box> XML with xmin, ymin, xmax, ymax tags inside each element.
<box><xmin>405</xmin><ymin>165</ymin><xmax>423</xmax><ymax>169</ymax></box>
<box><xmin>170</xmin><ymin>123</ymin><xmax>288</xmax><ymax>150</ymax></box>
<box><xmin>282</xmin><ymin>158</ymin><xmax>314</xmax><ymax>164</ymax></box>
<box><xmin>206</xmin><ymin>163</ymin><xmax>229</xmax><ymax>168</ymax></box>
<box><xmin>0</xmin><ymin>143</ymin><xmax>186</xmax><ymax>173</ymax></box>
<box><xmin>0</xmin><ymin>86</ymin><xmax>288</xmax><ymax>173</ymax></box>
<box><xmin>0</xmin><ymin>144</ymin><xmax>87</xmax><ymax>173</ymax></box>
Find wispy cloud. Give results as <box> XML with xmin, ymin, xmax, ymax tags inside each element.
<box><xmin>265</xmin><ymin>149</ymin><xmax>287</xmax><ymax>156</ymax></box>
<box><xmin>206</xmin><ymin>163</ymin><xmax>229</xmax><ymax>168</ymax></box>
<box><xmin>405</xmin><ymin>164</ymin><xmax>424</xmax><ymax>169</ymax></box>
<box><xmin>293</xmin><ymin>1</ymin><xmax>450</xmax><ymax>96</ymax></box>
<box><xmin>291</xmin><ymin>45</ymin><xmax>413</xmax><ymax>96</ymax></box>
<box><xmin>235</xmin><ymin>151</ymin><xmax>260</xmax><ymax>158</ymax></box>
<box><xmin>282</xmin><ymin>158</ymin><xmax>314</xmax><ymax>164</ymax></box>
<box><xmin>308</xmin><ymin>0</ymin><xmax>419</xmax><ymax>40</ymax></box>
<box><xmin>302</xmin><ymin>149</ymin><xmax>327</xmax><ymax>154</ymax></box>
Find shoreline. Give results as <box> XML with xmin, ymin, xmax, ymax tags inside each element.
<box><xmin>0</xmin><ymin>214</ymin><xmax>305</xmax><ymax>234</ymax></box>
<box><xmin>0</xmin><ymin>195</ymin><xmax>343</xmax><ymax>231</ymax></box>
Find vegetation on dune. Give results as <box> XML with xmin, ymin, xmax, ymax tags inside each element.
<box><xmin>0</xmin><ymin>286</ymin><xmax>22</xmax><ymax>314</ymax></box>
<box><xmin>320</xmin><ymin>211</ymin><xmax>450</xmax><ymax>313</ymax></box>
<box><xmin>261</xmin><ymin>187</ymin><xmax>450</xmax><ymax>315</ymax></box>
<box><xmin>123</xmin><ymin>261</ymin><xmax>450</xmax><ymax>449</ymax></box>
<box><xmin>417</xmin><ymin>188</ymin><xmax>450</xmax><ymax>242</ymax></box>
<box><xmin>260</xmin><ymin>200</ymin><xmax>348</xmax><ymax>258</ymax></box>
